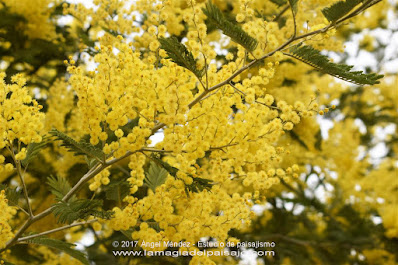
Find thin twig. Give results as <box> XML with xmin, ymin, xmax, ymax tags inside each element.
<box><xmin>288</xmin><ymin>1</ymin><xmax>297</xmax><ymax>39</ymax></box>
<box><xmin>141</xmin><ymin>147</ymin><xmax>172</xmax><ymax>153</ymax></box>
<box><xmin>228</xmin><ymin>82</ymin><xmax>246</xmax><ymax>96</ymax></box>
<box><xmin>15</xmin><ymin>162</ymin><xmax>33</xmax><ymax>217</ymax></box>
<box><xmin>17</xmin><ymin>219</ymin><xmax>98</xmax><ymax>242</ymax></box>
<box><xmin>7</xmin><ymin>143</ymin><xmax>33</xmax><ymax>217</ymax></box>
<box><xmin>189</xmin><ymin>0</ymin><xmax>209</xmax><ymax>90</ymax></box>
<box><xmin>273</xmin><ymin>5</ymin><xmax>289</xmax><ymax>22</ymax></box>
<box><xmin>15</xmin><ymin>204</ymin><xmax>29</xmax><ymax>216</ymax></box>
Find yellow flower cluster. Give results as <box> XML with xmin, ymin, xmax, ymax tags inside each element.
<box><xmin>0</xmin><ymin>73</ymin><xmax>45</xmax><ymax>149</ymax></box>
<box><xmin>132</xmin><ymin>181</ymin><xmax>251</xmax><ymax>248</ymax></box>
<box><xmin>0</xmin><ymin>0</ymin><xmax>393</xmax><ymax>264</ymax></box>
<box><xmin>44</xmin><ymin>79</ymin><xmax>74</xmax><ymax>133</ymax></box>
<box><xmin>0</xmin><ymin>190</ymin><xmax>16</xmax><ymax>249</ymax></box>
<box><xmin>65</xmin><ymin>0</ymin><xmax>140</xmax><ymax>37</ymax></box>
<box><xmin>108</xmin><ymin>203</ymin><xmax>139</xmax><ymax>231</ymax></box>
<box><xmin>68</xmin><ymin>38</ymin><xmax>153</xmax><ymax>149</ymax></box>
<box><xmin>60</xmin><ymin>1</ymin><xmax>336</xmax><ymax>252</ymax></box>
<box><xmin>359</xmin><ymin>160</ymin><xmax>398</xmax><ymax>238</ymax></box>
<box><xmin>362</xmin><ymin>249</ymin><xmax>397</xmax><ymax>265</ymax></box>
<box><xmin>0</xmin><ymin>154</ymin><xmax>13</xmax><ymax>176</ymax></box>
<box><xmin>106</xmin><ymin>176</ymin><xmax>254</xmax><ymax>253</ymax></box>
<box><xmin>39</xmin><ymin>78</ymin><xmax>89</xmax><ymax>177</ymax></box>
<box><xmin>89</xmin><ymin>168</ymin><xmax>111</xmax><ymax>191</ymax></box>
<box><xmin>4</xmin><ymin>0</ymin><xmax>59</xmax><ymax>40</ymax></box>
<box><xmin>126</xmin><ymin>153</ymin><xmax>147</xmax><ymax>193</ymax></box>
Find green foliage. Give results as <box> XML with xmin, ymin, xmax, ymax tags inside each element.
<box><xmin>49</xmin><ymin>129</ymin><xmax>105</xmax><ymax>162</ymax></box>
<box><xmin>120</xmin><ymin>228</ymin><xmax>135</xmax><ymax>240</ymax></box>
<box><xmin>84</xmin><ymin>156</ymin><xmax>98</xmax><ymax>169</ymax></box>
<box><xmin>144</xmin><ymin>161</ymin><xmax>169</xmax><ymax>192</ymax></box>
<box><xmin>0</xmin><ymin>184</ymin><xmax>22</xmax><ymax>207</ymax></box>
<box><xmin>270</xmin><ymin>0</ymin><xmax>287</xmax><ymax>6</ymax></box>
<box><xmin>25</xmin><ymin>237</ymin><xmax>89</xmax><ymax>265</ymax></box>
<box><xmin>288</xmin><ymin>0</ymin><xmax>299</xmax><ymax>14</ymax></box>
<box><xmin>47</xmin><ymin>175</ymin><xmax>76</xmax><ymax>202</ymax></box>
<box><xmin>185</xmin><ymin>177</ymin><xmax>214</xmax><ymax>194</ymax></box>
<box><xmin>21</xmin><ymin>136</ymin><xmax>50</xmax><ymax>167</ymax></box>
<box><xmin>202</xmin><ymin>1</ymin><xmax>258</xmax><ymax>51</ymax></box>
<box><xmin>103</xmin><ymin>179</ymin><xmax>130</xmax><ymax>201</ymax></box>
<box><xmin>0</xmin><ymin>3</ymin><xmax>81</xmax><ymax>88</ymax></box>
<box><xmin>52</xmin><ymin>199</ymin><xmax>114</xmax><ymax>224</ymax></box>
<box><xmin>150</xmin><ymin>155</ymin><xmax>179</xmax><ymax>176</ymax></box>
<box><xmin>314</xmin><ymin>129</ymin><xmax>323</xmax><ymax>151</ymax></box>
<box><xmin>86</xmin><ymin>247</ymin><xmax>118</xmax><ymax>265</ymax></box>
<box><xmin>0</xmin><ymin>7</ymin><xmax>26</xmax><ymax>44</ymax></box>
<box><xmin>159</xmin><ymin>36</ymin><xmax>205</xmax><ymax>79</ymax></box>
<box><xmin>0</xmin><ymin>261</ymin><xmax>15</xmax><ymax>265</ymax></box>
<box><xmin>322</xmin><ymin>0</ymin><xmax>363</xmax><ymax>22</ymax></box>
<box><xmin>286</xmin><ymin>44</ymin><xmax>383</xmax><ymax>85</ymax></box>
<box><xmin>289</xmin><ymin>131</ymin><xmax>309</xmax><ymax>150</ymax></box>
<box><xmin>150</xmin><ymin>156</ymin><xmax>214</xmax><ymax>196</ymax></box>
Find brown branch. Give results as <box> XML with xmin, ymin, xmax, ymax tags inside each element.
<box><xmin>7</xmin><ymin>143</ymin><xmax>33</xmax><ymax>217</ymax></box>
<box><xmin>17</xmin><ymin>219</ymin><xmax>98</xmax><ymax>242</ymax></box>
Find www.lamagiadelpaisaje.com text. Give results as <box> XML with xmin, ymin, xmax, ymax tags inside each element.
<box><xmin>111</xmin><ymin>240</ymin><xmax>276</xmax><ymax>258</ymax></box>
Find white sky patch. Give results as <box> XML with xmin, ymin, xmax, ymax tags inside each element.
<box><xmin>317</xmin><ymin>115</ymin><xmax>334</xmax><ymax>139</ymax></box>
<box><xmin>70</xmin><ymin>232</ymin><xmax>95</xmax><ymax>250</ymax></box>
<box><xmin>67</xmin><ymin>0</ymin><xmax>96</xmax><ymax>8</ymax></box>
<box><xmin>371</xmin><ymin>216</ymin><xmax>383</xmax><ymax>225</ymax></box>
<box><xmin>374</xmin><ymin>124</ymin><xmax>396</xmax><ymax>141</ymax></box>
<box><xmin>251</xmin><ymin>204</ymin><xmax>266</xmax><ymax>215</ymax></box>
<box><xmin>354</xmin><ymin>118</ymin><xmax>367</xmax><ymax>134</ymax></box>
<box><xmin>149</xmin><ymin>131</ymin><xmax>165</xmax><ymax>147</ymax></box>
<box><xmin>369</xmin><ymin>142</ymin><xmax>389</xmax><ymax>160</ymax></box>
<box><xmin>347</xmin><ymin>50</ymin><xmax>378</xmax><ymax>71</ymax></box>
<box><xmin>57</xmin><ymin>15</ymin><xmax>74</xmax><ymax>26</ymax></box>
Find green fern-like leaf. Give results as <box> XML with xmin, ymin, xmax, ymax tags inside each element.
<box><xmin>202</xmin><ymin>1</ymin><xmax>258</xmax><ymax>51</ymax></box>
<box><xmin>104</xmin><ymin>179</ymin><xmax>130</xmax><ymax>201</ymax></box>
<box><xmin>25</xmin><ymin>237</ymin><xmax>89</xmax><ymax>265</ymax></box>
<box><xmin>185</xmin><ymin>177</ymin><xmax>214</xmax><ymax>195</ymax></box>
<box><xmin>84</xmin><ymin>156</ymin><xmax>98</xmax><ymax>169</ymax></box>
<box><xmin>150</xmin><ymin>156</ymin><xmax>179</xmax><ymax>177</ymax></box>
<box><xmin>289</xmin><ymin>131</ymin><xmax>309</xmax><ymax>150</ymax></box>
<box><xmin>47</xmin><ymin>175</ymin><xmax>76</xmax><ymax>202</ymax></box>
<box><xmin>314</xmin><ymin>129</ymin><xmax>323</xmax><ymax>151</ymax></box>
<box><xmin>322</xmin><ymin>0</ymin><xmax>363</xmax><ymax>22</ymax></box>
<box><xmin>159</xmin><ymin>36</ymin><xmax>205</xmax><ymax>79</ymax></box>
<box><xmin>144</xmin><ymin>161</ymin><xmax>169</xmax><ymax>192</ymax></box>
<box><xmin>288</xmin><ymin>0</ymin><xmax>299</xmax><ymax>14</ymax></box>
<box><xmin>121</xmin><ymin>228</ymin><xmax>135</xmax><ymax>240</ymax></box>
<box><xmin>50</xmin><ymin>129</ymin><xmax>105</xmax><ymax>162</ymax></box>
<box><xmin>21</xmin><ymin>136</ymin><xmax>50</xmax><ymax>167</ymax></box>
<box><xmin>150</xmin><ymin>156</ymin><xmax>214</xmax><ymax>196</ymax></box>
<box><xmin>0</xmin><ymin>184</ymin><xmax>21</xmax><ymax>207</ymax></box>
<box><xmin>52</xmin><ymin>199</ymin><xmax>113</xmax><ymax>224</ymax></box>
<box><xmin>285</xmin><ymin>44</ymin><xmax>383</xmax><ymax>85</ymax></box>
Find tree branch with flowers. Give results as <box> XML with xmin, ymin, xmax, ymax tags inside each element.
<box><xmin>0</xmin><ymin>0</ymin><xmax>396</xmax><ymax>264</ymax></box>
